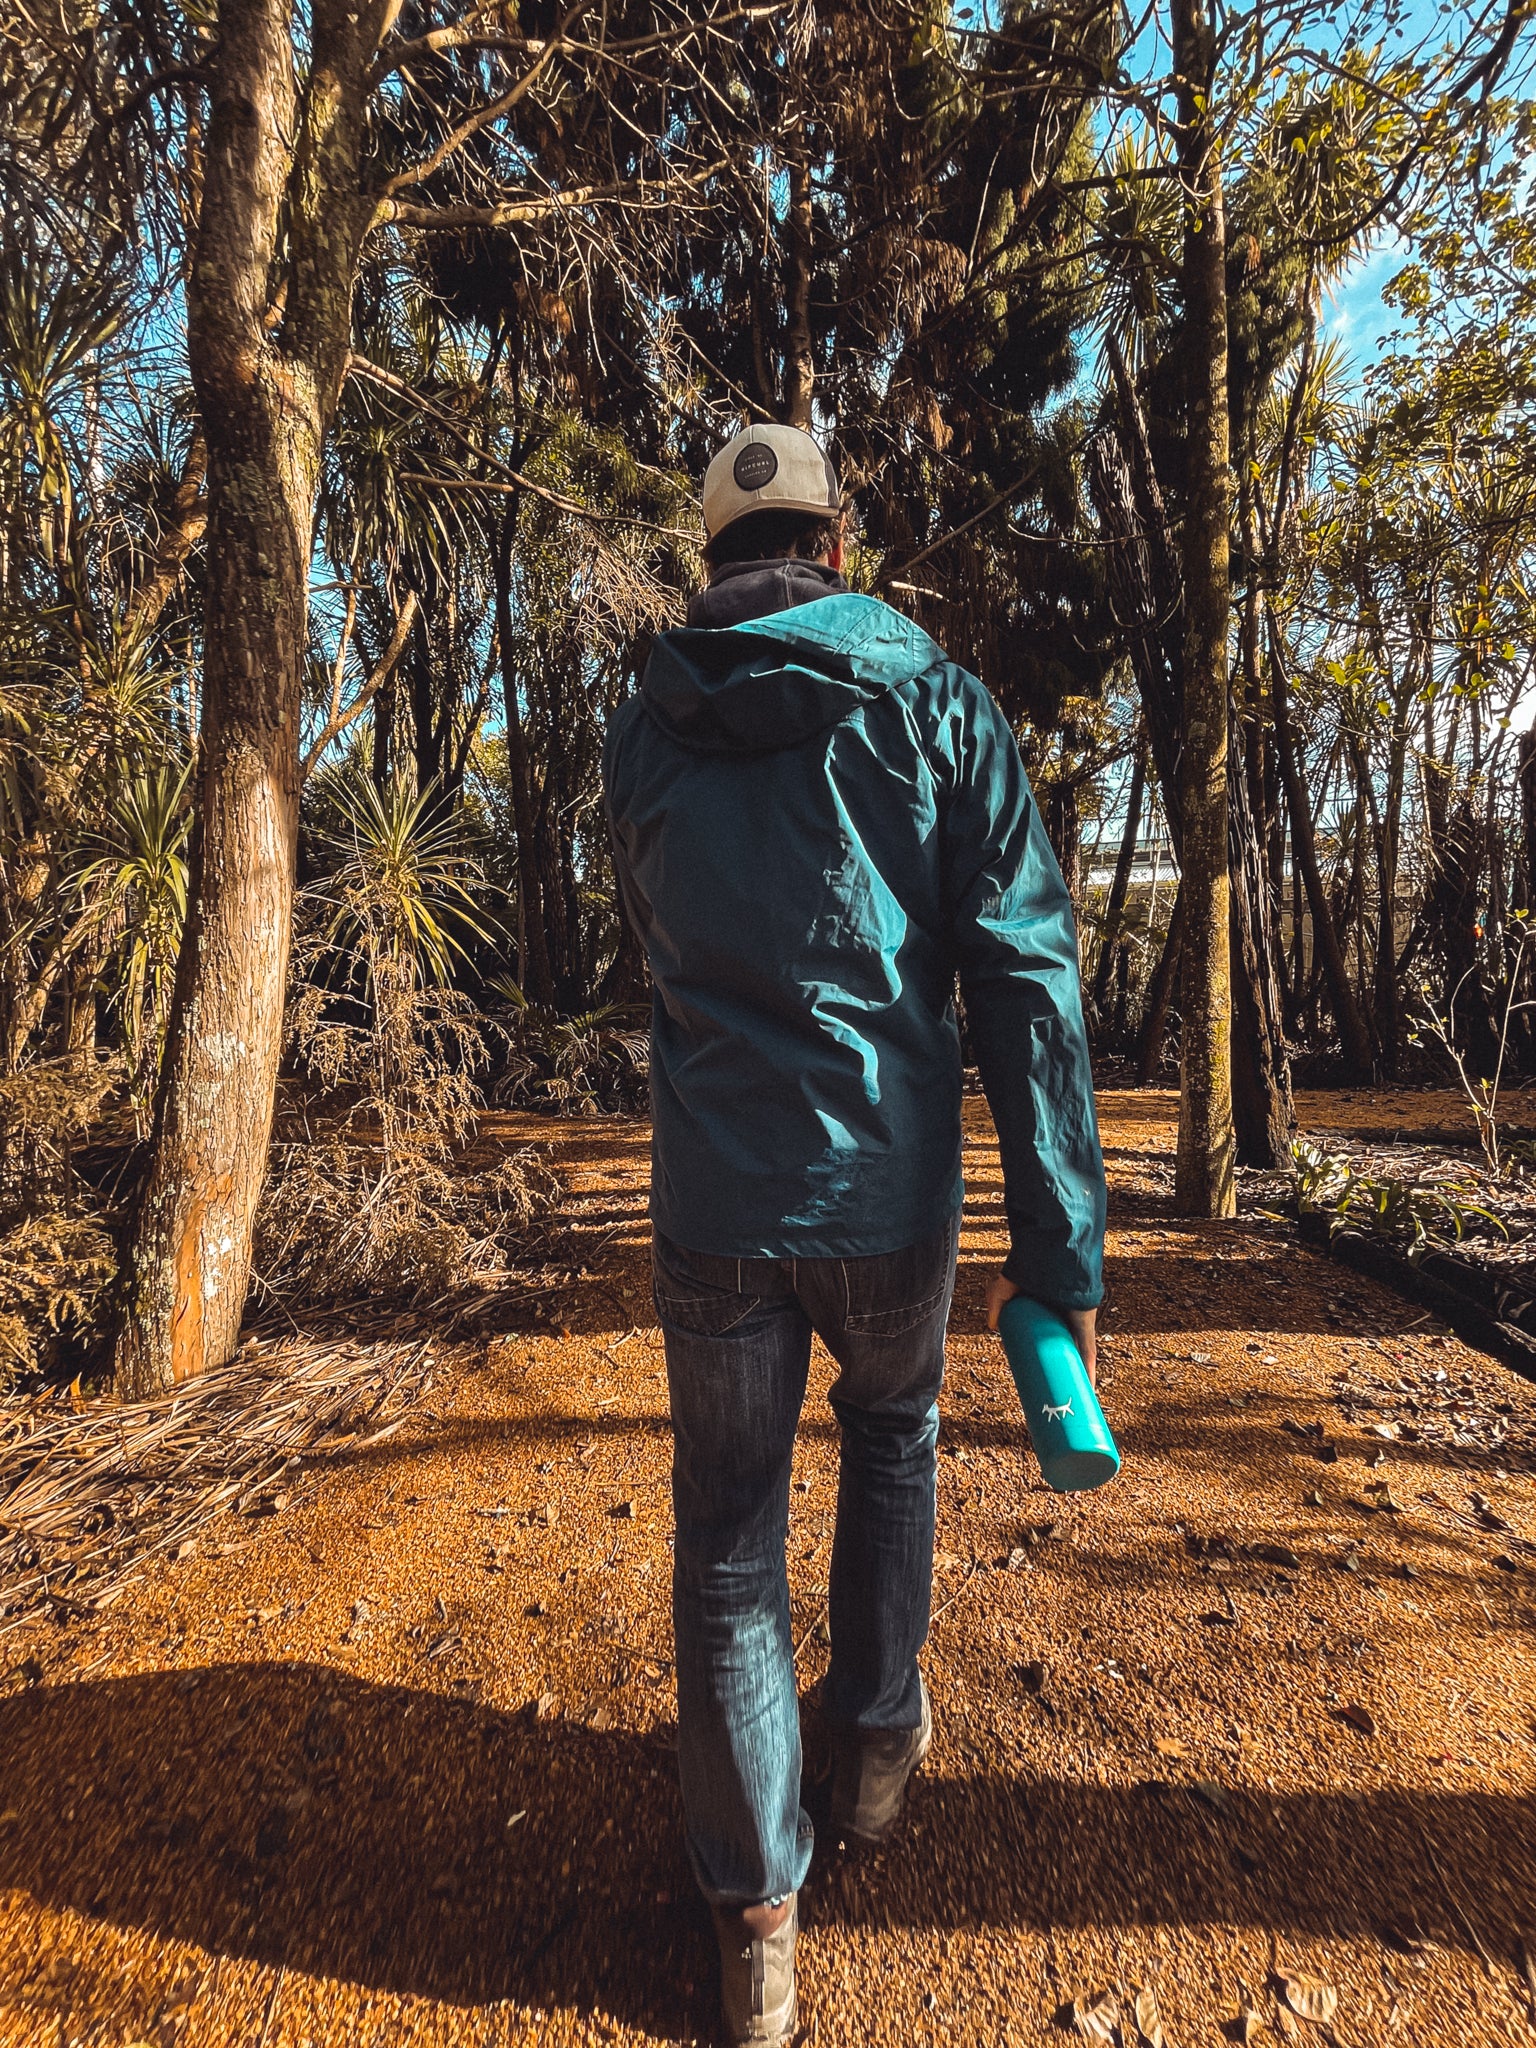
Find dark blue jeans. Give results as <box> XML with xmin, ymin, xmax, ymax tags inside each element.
<box><xmin>653</xmin><ymin>1214</ymin><xmax>958</xmax><ymax>1906</ymax></box>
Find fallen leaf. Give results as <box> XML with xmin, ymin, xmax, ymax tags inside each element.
<box><xmin>533</xmin><ymin>1692</ymin><xmax>559</xmax><ymax>1721</ymax></box>
<box><xmin>1070</xmin><ymin>1987</ymin><xmax>1121</xmax><ymax>2041</ymax></box>
<box><xmin>1304</xmin><ymin>1488</ymin><xmax>1325</xmax><ymax>1507</ymax></box>
<box><xmin>589</xmin><ymin>1705</ymin><xmax>614</xmax><ymax>1731</ymax></box>
<box><xmin>1366</xmin><ymin>1422</ymin><xmax>1399</xmax><ymax>1440</ymax></box>
<box><xmin>1132</xmin><ymin>1982</ymin><xmax>1165</xmax><ymax>2047</ymax></box>
<box><xmin>540</xmin><ymin>1502</ymin><xmax>559</xmax><ymax>1527</ymax></box>
<box><xmin>1338</xmin><ymin>1702</ymin><xmax>1376</xmax><ymax>1736</ymax></box>
<box><xmin>1225</xmin><ymin>2003</ymin><xmax>1263</xmax><ymax>2043</ymax></box>
<box><xmin>1277</xmin><ymin>1971</ymin><xmax>1339</xmax><ymax>2024</ymax></box>
<box><xmin>176</xmin><ymin>1539</ymin><xmax>197</xmax><ymax>1560</ymax></box>
<box><xmin>422</xmin><ymin>1629</ymin><xmax>461</xmax><ymax>1663</ymax></box>
<box><xmin>1154</xmin><ymin>1736</ymin><xmax>1189</xmax><ymax>1759</ymax></box>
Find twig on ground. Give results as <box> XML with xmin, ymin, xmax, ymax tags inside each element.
<box><xmin>793</xmin><ymin>1598</ymin><xmax>829</xmax><ymax>1664</ymax></box>
<box><xmin>931</xmin><ymin>1560</ymin><xmax>984</xmax><ymax>1625</ymax></box>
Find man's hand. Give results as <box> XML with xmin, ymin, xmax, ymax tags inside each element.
<box><xmin>986</xmin><ymin>1272</ymin><xmax>1098</xmax><ymax>1386</ymax></box>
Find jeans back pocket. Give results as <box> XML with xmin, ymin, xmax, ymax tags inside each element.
<box><xmin>652</xmin><ymin>1234</ymin><xmax>762</xmax><ymax>1337</ymax></box>
<box><xmin>839</xmin><ymin>1219</ymin><xmax>955</xmax><ymax>1336</ymax></box>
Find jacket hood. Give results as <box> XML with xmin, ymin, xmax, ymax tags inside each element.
<box><xmin>686</xmin><ymin>556</ymin><xmax>846</xmax><ymax>630</ymax></box>
<box><xmin>642</xmin><ymin>588</ymin><xmax>943</xmax><ymax>755</ymax></box>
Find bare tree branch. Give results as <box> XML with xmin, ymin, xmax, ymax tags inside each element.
<box><xmin>374</xmin><ymin>156</ymin><xmax>728</xmax><ymax>232</ymax></box>
<box><xmin>301</xmin><ymin>588</ymin><xmax>418</xmax><ymax>779</ymax></box>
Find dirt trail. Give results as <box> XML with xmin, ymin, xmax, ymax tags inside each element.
<box><xmin>3</xmin><ymin>1090</ymin><xmax>1535</xmax><ymax>2047</ymax></box>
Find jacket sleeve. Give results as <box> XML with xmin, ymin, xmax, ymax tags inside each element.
<box><xmin>940</xmin><ymin>670</ymin><xmax>1106</xmax><ymax>1311</ymax></box>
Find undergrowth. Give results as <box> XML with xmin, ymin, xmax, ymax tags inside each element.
<box><xmin>1292</xmin><ymin>1138</ymin><xmax>1505</xmax><ymax>1258</ymax></box>
<box><xmin>0</xmin><ymin>1057</ymin><xmax>124</xmax><ymax>1385</ymax></box>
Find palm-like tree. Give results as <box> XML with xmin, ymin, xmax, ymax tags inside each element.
<box><xmin>76</xmin><ymin>763</ymin><xmax>191</xmax><ymax>1118</ymax></box>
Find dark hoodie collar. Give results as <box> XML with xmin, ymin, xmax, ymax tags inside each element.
<box><xmin>685</xmin><ymin>556</ymin><xmax>848</xmax><ymax>630</ymax></box>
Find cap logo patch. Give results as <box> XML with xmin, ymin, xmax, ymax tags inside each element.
<box><xmin>732</xmin><ymin>442</ymin><xmax>779</xmax><ymax>491</ymax></box>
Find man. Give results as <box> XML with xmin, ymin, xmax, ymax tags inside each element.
<box><xmin>603</xmin><ymin>423</ymin><xmax>1105</xmax><ymax>2045</ymax></box>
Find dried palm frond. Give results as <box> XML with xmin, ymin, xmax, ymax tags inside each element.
<box><xmin>0</xmin><ymin>1333</ymin><xmax>434</xmax><ymax>1632</ymax></box>
<box><xmin>254</xmin><ymin>1136</ymin><xmax>560</xmax><ymax>1308</ymax></box>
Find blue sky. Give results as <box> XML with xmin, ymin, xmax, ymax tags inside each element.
<box><xmin>1317</xmin><ymin>235</ymin><xmax>1410</xmax><ymax>379</ymax></box>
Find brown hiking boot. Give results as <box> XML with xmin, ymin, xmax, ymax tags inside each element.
<box><xmin>710</xmin><ymin>1892</ymin><xmax>798</xmax><ymax>2045</ymax></box>
<box><xmin>829</xmin><ymin>1675</ymin><xmax>933</xmax><ymax>1843</ymax></box>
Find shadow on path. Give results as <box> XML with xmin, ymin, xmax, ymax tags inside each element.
<box><xmin>3</xmin><ymin>1663</ymin><xmax>1533</xmax><ymax>2031</ymax></box>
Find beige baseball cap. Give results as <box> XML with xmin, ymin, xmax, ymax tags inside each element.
<box><xmin>702</xmin><ymin>423</ymin><xmax>842</xmax><ymax>540</ymax></box>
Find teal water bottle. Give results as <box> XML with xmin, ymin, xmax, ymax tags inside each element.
<box><xmin>997</xmin><ymin>1295</ymin><xmax>1120</xmax><ymax>1493</ymax></box>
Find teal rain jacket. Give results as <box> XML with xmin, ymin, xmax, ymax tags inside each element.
<box><xmin>602</xmin><ymin>586</ymin><xmax>1105</xmax><ymax>1312</ymax></box>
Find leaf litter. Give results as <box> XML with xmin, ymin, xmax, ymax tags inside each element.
<box><xmin>3</xmin><ymin>1091</ymin><xmax>1535</xmax><ymax>2048</ymax></box>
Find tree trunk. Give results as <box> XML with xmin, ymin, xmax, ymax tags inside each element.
<box><xmin>492</xmin><ymin>510</ymin><xmax>555</xmax><ymax>1007</ymax></box>
<box><xmin>1091</xmin><ymin>736</ymin><xmax>1147</xmax><ymax>1022</ymax></box>
<box><xmin>1043</xmin><ymin>776</ymin><xmax>1083</xmax><ymax>935</ymax></box>
<box><xmin>123</xmin><ymin>425</ymin><xmax>209</xmax><ymax>639</ymax></box>
<box><xmin>1231</xmin><ymin>441</ymin><xmax>1293</xmax><ymax>1163</ymax></box>
<box><xmin>1137</xmin><ymin>884</ymin><xmax>1184</xmax><ymax>1085</ymax></box>
<box><xmin>1519</xmin><ymin>723</ymin><xmax>1536</xmax><ymax>915</ymax></box>
<box><xmin>1267</xmin><ymin>610</ymin><xmax>1374</xmax><ymax>1072</ymax></box>
<box><xmin>1171</xmin><ymin>0</ymin><xmax>1235</xmax><ymax>1218</ymax></box>
<box><xmin>1228</xmin><ymin>741</ymin><xmax>1292</xmax><ymax>1163</ymax></box>
<box><xmin>114</xmin><ymin>0</ymin><xmax>377</xmax><ymax>1394</ymax></box>
<box><xmin>782</xmin><ymin>154</ymin><xmax>815</xmax><ymax>430</ymax></box>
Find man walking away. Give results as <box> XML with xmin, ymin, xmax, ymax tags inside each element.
<box><xmin>603</xmin><ymin>424</ymin><xmax>1106</xmax><ymax>2045</ymax></box>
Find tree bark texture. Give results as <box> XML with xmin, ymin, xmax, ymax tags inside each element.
<box><xmin>1171</xmin><ymin>0</ymin><xmax>1235</xmax><ymax>1217</ymax></box>
<box><xmin>115</xmin><ymin>0</ymin><xmax>382</xmax><ymax>1395</ymax></box>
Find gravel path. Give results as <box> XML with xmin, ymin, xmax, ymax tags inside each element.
<box><xmin>2</xmin><ymin>1089</ymin><xmax>1535</xmax><ymax>2047</ymax></box>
